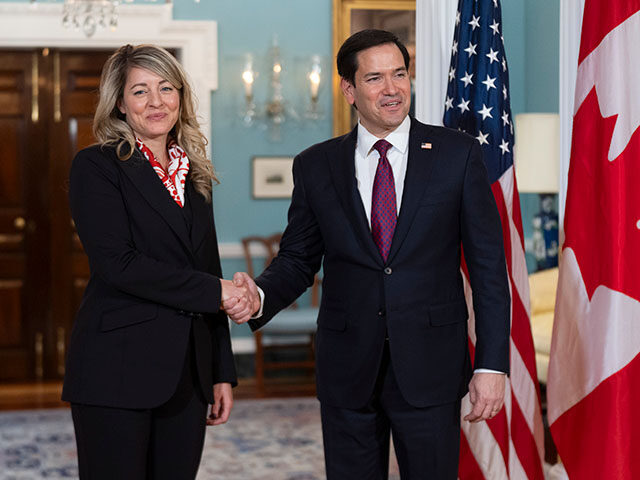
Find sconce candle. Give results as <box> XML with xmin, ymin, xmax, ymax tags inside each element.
<box><xmin>309</xmin><ymin>67</ymin><xmax>321</xmax><ymax>101</ymax></box>
<box><xmin>240</xmin><ymin>54</ymin><xmax>257</xmax><ymax>126</ymax></box>
<box><xmin>305</xmin><ymin>55</ymin><xmax>323</xmax><ymax>120</ymax></box>
<box><xmin>242</xmin><ymin>69</ymin><xmax>254</xmax><ymax>99</ymax></box>
<box><xmin>241</xmin><ymin>55</ymin><xmax>255</xmax><ymax>100</ymax></box>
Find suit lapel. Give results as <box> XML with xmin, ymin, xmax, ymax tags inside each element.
<box><xmin>328</xmin><ymin>127</ymin><xmax>383</xmax><ymax>265</ymax></box>
<box><xmin>118</xmin><ymin>149</ymin><xmax>193</xmax><ymax>257</ymax></box>
<box><xmin>387</xmin><ymin>119</ymin><xmax>440</xmax><ymax>263</ymax></box>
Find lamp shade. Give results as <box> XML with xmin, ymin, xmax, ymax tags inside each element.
<box><xmin>514</xmin><ymin>113</ymin><xmax>560</xmax><ymax>193</ymax></box>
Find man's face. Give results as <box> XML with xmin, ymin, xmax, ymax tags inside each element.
<box><xmin>341</xmin><ymin>43</ymin><xmax>411</xmax><ymax>138</ymax></box>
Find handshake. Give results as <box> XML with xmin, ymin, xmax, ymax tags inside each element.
<box><xmin>220</xmin><ymin>272</ymin><xmax>260</xmax><ymax>324</ymax></box>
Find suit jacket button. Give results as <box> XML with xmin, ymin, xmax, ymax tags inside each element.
<box><xmin>378</xmin><ymin>309</ymin><xmax>385</xmax><ymax>316</ymax></box>
<box><xmin>384</xmin><ymin>267</ymin><xmax>392</xmax><ymax>275</ymax></box>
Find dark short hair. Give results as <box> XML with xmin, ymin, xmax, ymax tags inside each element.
<box><xmin>337</xmin><ymin>29</ymin><xmax>410</xmax><ymax>85</ymax></box>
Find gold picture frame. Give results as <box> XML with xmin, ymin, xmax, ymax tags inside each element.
<box><xmin>332</xmin><ymin>0</ymin><xmax>416</xmax><ymax>136</ymax></box>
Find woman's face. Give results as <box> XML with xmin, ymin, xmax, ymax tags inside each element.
<box><xmin>118</xmin><ymin>66</ymin><xmax>180</xmax><ymax>145</ymax></box>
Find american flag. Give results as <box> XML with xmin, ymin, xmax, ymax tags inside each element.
<box><xmin>443</xmin><ymin>0</ymin><xmax>545</xmax><ymax>478</ymax></box>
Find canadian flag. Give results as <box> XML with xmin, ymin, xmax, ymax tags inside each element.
<box><xmin>547</xmin><ymin>1</ymin><xmax>640</xmax><ymax>478</ymax></box>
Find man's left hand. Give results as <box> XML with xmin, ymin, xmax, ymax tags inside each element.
<box><xmin>464</xmin><ymin>372</ymin><xmax>505</xmax><ymax>423</ymax></box>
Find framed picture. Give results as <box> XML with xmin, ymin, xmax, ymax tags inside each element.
<box><xmin>252</xmin><ymin>156</ymin><xmax>295</xmax><ymax>199</ymax></box>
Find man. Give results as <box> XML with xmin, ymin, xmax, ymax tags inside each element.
<box><xmin>227</xmin><ymin>29</ymin><xmax>510</xmax><ymax>479</ymax></box>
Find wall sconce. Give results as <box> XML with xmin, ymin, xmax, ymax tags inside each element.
<box><xmin>239</xmin><ymin>36</ymin><xmax>325</xmax><ymax>141</ymax></box>
<box><xmin>514</xmin><ymin>113</ymin><xmax>560</xmax><ymax>271</ymax></box>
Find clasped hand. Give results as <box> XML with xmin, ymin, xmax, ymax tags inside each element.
<box><xmin>220</xmin><ymin>272</ymin><xmax>260</xmax><ymax>324</ymax></box>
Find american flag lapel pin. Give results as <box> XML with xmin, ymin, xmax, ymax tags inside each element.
<box><xmin>421</xmin><ymin>142</ymin><xmax>432</xmax><ymax>150</ymax></box>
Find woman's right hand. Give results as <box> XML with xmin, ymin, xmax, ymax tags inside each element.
<box><xmin>220</xmin><ymin>278</ymin><xmax>258</xmax><ymax>323</ymax></box>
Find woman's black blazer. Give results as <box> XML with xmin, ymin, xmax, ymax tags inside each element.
<box><xmin>62</xmin><ymin>144</ymin><xmax>236</xmax><ymax>409</ymax></box>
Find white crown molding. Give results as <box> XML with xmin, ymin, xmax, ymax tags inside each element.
<box><xmin>0</xmin><ymin>2</ymin><xmax>217</xmax><ymax>148</ymax></box>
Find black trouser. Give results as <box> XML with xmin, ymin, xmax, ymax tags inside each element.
<box><xmin>321</xmin><ymin>342</ymin><xmax>461</xmax><ymax>479</ymax></box>
<box><xmin>71</xmin><ymin>338</ymin><xmax>208</xmax><ymax>480</ymax></box>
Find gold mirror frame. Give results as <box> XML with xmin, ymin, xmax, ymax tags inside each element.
<box><xmin>332</xmin><ymin>0</ymin><xmax>416</xmax><ymax>136</ymax></box>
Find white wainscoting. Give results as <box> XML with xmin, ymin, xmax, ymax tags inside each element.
<box><xmin>231</xmin><ymin>337</ymin><xmax>256</xmax><ymax>354</ymax></box>
<box><xmin>218</xmin><ymin>242</ymin><xmax>268</xmax><ymax>260</ymax></box>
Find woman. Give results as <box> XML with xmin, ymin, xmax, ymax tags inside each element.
<box><xmin>63</xmin><ymin>44</ymin><xmax>256</xmax><ymax>479</ymax></box>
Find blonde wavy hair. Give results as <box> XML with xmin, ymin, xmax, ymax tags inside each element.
<box><xmin>93</xmin><ymin>44</ymin><xmax>218</xmax><ymax>200</ymax></box>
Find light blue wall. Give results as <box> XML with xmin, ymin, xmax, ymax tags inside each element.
<box><xmin>502</xmin><ymin>1</ymin><xmax>527</xmax><ymax>115</ymax></box>
<box><xmin>501</xmin><ymin>0</ymin><xmax>559</xmax><ymax>115</ymax></box>
<box><xmin>4</xmin><ymin>0</ymin><xmax>559</xmax><ymax>321</ymax></box>
<box><xmin>525</xmin><ymin>0</ymin><xmax>560</xmax><ymax>112</ymax></box>
<box><xmin>173</xmin><ymin>0</ymin><xmax>332</xmax><ymax>247</ymax></box>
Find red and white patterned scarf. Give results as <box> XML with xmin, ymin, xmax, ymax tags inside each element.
<box><xmin>135</xmin><ymin>138</ymin><xmax>190</xmax><ymax>207</ymax></box>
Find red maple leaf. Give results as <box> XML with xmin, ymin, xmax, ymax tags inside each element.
<box><xmin>564</xmin><ymin>88</ymin><xmax>640</xmax><ymax>303</ymax></box>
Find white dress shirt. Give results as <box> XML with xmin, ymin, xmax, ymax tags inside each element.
<box><xmin>354</xmin><ymin>116</ymin><xmax>411</xmax><ymax>224</ymax></box>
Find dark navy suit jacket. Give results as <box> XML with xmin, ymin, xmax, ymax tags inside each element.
<box><xmin>249</xmin><ymin>118</ymin><xmax>510</xmax><ymax>409</ymax></box>
<box><xmin>63</xmin><ymin>144</ymin><xmax>236</xmax><ymax>409</ymax></box>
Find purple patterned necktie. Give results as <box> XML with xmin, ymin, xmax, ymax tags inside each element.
<box><xmin>371</xmin><ymin>139</ymin><xmax>396</xmax><ymax>262</ymax></box>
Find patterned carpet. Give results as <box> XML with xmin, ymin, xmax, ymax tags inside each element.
<box><xmin>0</xmin><ymin>397</ymin><xmax>401</xmax><ymax>480</ymax></box>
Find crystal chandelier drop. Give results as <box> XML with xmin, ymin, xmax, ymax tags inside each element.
<box><xmin>61</xmin><ymin>0</ymin><xmax>121</xmax><ymax>38</ymax></box>
<box><xmin>57</xmin><ymin>0</ymin><xmax>182</xmax><ymax>38</ymax></box>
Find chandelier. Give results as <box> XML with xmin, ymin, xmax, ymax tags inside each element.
<box><xmin>31</xmin><ymin>0</ymin><xmax>196</xmax><ymax>38</ymax></box>
<box><xmin>62</xmin><ymin>0</ymin><xmax>121</xmax><ymax>37</ymax></box>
